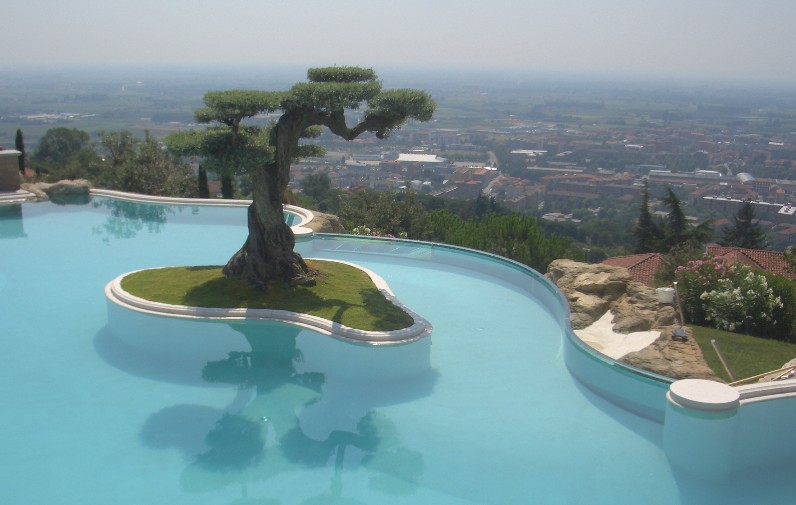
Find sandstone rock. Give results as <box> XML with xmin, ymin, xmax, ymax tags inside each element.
<box><xmin>567</xmin><ymin>292</ymin><xmax>610</xmax><ymax>330</ymax></box>
<box><xmin>547</xmin><ymin>259</ymin><xmax>632</xmax><ymax>302</ymax></box>
<box><xmin>22</xmin><ymin>179</ymin><xmax>91</xmax><ymax>203</ymax></box>
<box><xmin>621</xmin><ymin>327</ymin><xmax>721</xmax><ymax>381</ymax></box>
<box><xmin>304</xmin><ymin>211</ymin><xmax>345</xmax><ymax>233</ymax></box>
<box><xmin>546</xmin><ymin>259</ymin><xmax>717</xmax><ymax>381</ymax></box>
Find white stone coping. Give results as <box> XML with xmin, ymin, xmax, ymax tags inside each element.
<box><xmin>105</xmin><ymin>259</ymin><xmax>432</xmax><ymax>346</ymax></box>
<box><xmin>735</xmin><ymin>379</ymin><xmax>796</xmax><ymax>403</ymax></box>
<box><xmin>89</xmin><ymin>188</ymin><xmax>315</xmax><ymax>239</ymax></box>
<box><xmin>0</xmin><ymin>189</ymin><xmax>35</xmax><ymax>203</ymax></box>
<box><xmin>667</xmin><ymin>379</ymin><xmax>741</xmax><ymax>412</ymax></box>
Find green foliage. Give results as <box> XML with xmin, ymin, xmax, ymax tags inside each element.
<box><xmin>220</xmin><ymin>174</ymin><xmax>235</xmax><ymax>199</ymax></box>
<box><xmin>675</xmin><ymin>255</ymin><xmax>732</xmax><ymax>326</ymax></box>
<box><xmin>33</xmin><ymin>127</ymin><xmax>91</xmax><ymax>174</ymax></box>
<box><xmin>195</xmin><ymin>90</ymin><xmax>283</xmax><ymax>127</ymax></box>
<box><xmin>676</xmin><ymin>258</ymin><xmax>793</xmax><ymax>341</ymax></box>
<box><xmin>721</xmin><ymin>199</ymin><xmax>766</xmax><ymax>249</ymax></box>
<box><xmin>299</xmin><ymin>172</ymin><xmax>341</xmax><ymax>212</ymax></box>
<box><xmin>197</xmin><ymin>166</ymin><xmax>210</xmax><ymax>198</ymax></box>
<box><xmin>700</xmin><ymin>265</ymin><xmax>783</xmax><ymax>335</ymax></box>
<box><xmin>760</xmin><ymin>272</ymin><xmax>796</xmax><ymax>342</ymax></box>
<box><xmin>288</xmin><ymin>80</ymin><xmax>383</xmax><ymax>111</ymax></box>
<box><xmin>307</xmin><ymin>66</ymin><xmax>377</xmax><ymax>83</ymax></box>
<box><xmin>97</xmin><ymin>130</ymin><xmax>196</xmax><ymax>197</ymax></box>
<box><xmin>363</xmin><ymin>89</ymin><xmax>437</xmax><ymax>135</ymax></box>
<box><xmin>338</xmin><ymin>188</ymin><xmax>568</xmax><ymax>272</ymax></box>
<box><xmin>340</xmin><ymin>190</ymin><xmax>431</xmax><ymax>239</ymax></box>
<box><xmin>428</xmin><ymin>211</ymin><xmax>570</xmax><ymax>272</ymax></box>
<box><xmin>662</xmin><ymin>186</ymin><xmax>688</xmax><ymax>245</ymax></box>
<box><xmin>634</xmin><ymin>184</ymin><xmax>712</xmax><ymax>253</ymax></box>
<box><xmin>633</xmin><ymin>180</ymin><xmax>659</xmax><ymax>253</ymax></box>
<box><xmin>165</xmin><ymin>124</ymin><xmax>274</xmax><ymax>177</ymax></box>
<box><xmin>654</xmin><ymin>239</ymin><xmax>704</xmax><ymax>286</ymax></box>
<box><xmin>15</xmin><ymin>128</ymin><xmax>25</xmax><ymax>173</ymax></box>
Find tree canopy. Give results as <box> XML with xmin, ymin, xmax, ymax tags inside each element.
<box><xmin>166</xmin><ymin>66</ymin><xmax>436</xmax><ymax>288</ymax></box>
<box><xmin>633</xmin><ymin>184</ymin><xmax>712</xmax><ymax>254</ymax></box>
<box><xmin>721</xmin><ymin>199</ymin><xmax>766</xmax><ymax>249</ymax></box>
<box><xmin>33</xmin><ymin>127</ymin><xmax>92</xmax><ymax>174</ymax></box>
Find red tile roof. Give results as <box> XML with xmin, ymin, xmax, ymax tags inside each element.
<box><xmin>603</xmin><ymin>246</ymin><xmax>796</xmax><ymax>285</ymax></box>
<box><xmin>705</xmin><ymin>245</ymin><xmax>796</xmax><ymax>280</ymax></box>
<box><xmin>602</xmin><ymin>253</ymin><xmax>665</xmax><ymax>286</ymax></box>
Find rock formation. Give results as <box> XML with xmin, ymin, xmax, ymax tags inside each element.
<box><xmin>546</xmin><ymin>259</ymin><xmax>720</xmax><ymax>381</ymax></box>
<box><xmin>22</xmin><ymin>179</ymin><xmax>91</xmax><ymax>203</ymax></box>
<box><xmin>304</xmin><ymin>211</ymin><xmax>345</xmax><ymax>233</ymax></box>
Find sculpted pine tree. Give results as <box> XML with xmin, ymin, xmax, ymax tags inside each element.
<box><xmin>167</xmin><ymin>67</ymin><xmax>435</xmax><ymax>288</ymax></box>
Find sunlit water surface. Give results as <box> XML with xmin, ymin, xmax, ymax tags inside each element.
<box><xmin>0</xmin><ymin>198</ymin><xmax>789</xmax><ymax>504</ymax></box>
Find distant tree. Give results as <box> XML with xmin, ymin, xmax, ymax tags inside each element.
<box><xmin>721</xmin><ymin>199</ymin><xmax>766</xmax><ymax>249</ymax></box>
<box><xmin>427</xmin><ymin>210</ymin><xmax>570</xmax><ymax>273</ymax></box>
<box><xmin>298</xmin><ymin>172</ymin><xmax>341</xmax><ymax>213</ymax></box>
<box><xmin>654</xmin><ymin>239</ymin><xmax>704</xmax><ymax>286</ymax></box>
<box><xmin>660</xmin><ymin>186</ymin><xmax>712</xmax><ymax>252</ymax></box>
<box><xmin>33</xmin><ymin>127</ymin><xmax>91</xmax><ymax>173</ymax></box>
<box><xmin>168</xmin><ymin>67</ymin><xmax>435</xmax><ymax>288</ymax></box>
<box><xmin>301</xmin><ymin>172</ymin><xmax>331</xmax><ymax>203</ymax></box>
<box><xmin>97</xmin><ymin>130</ymin><xmax>195</xmax><ymax>197</ymax></box>
<box><xmin>340</xmin><ymin>189</ymin><xmax>430</xmax><ymax>238</ymax></box>
<box><xmin>662</xmin><ymin>187</ymin><xmax>688</xmax><ymax>245</ymax></box>
<box><xmin>633</xmin><ymin>180</ymin><xmax>661</xmax><ymax>253</ymax></box>
<box><xmin>220</xmin><ymin>174</ymin><xmax>235</xmax><ymax>199</ymax></box>
<box><xmin>197</xmin><ymin>166</ymin><xmax>210</xmax><ymax>198</ymax></box>
<box><xmin>14</xmin><ymin>129</ymin><xmax>25</xmax><ymax>174</ymax></box>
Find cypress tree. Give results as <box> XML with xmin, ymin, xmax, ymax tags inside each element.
<box><xmin>198</xmin><ymin>166</ymin><xmax>210</xmax><ymax>198</ymax></box>
<box><xmin>633</xmin><ymin>180</ymin><xmax>660</xmax><ymax>253</ymax></box>
<box><xmin>220</xmin><ymin>174</ymin><xmax>235</xmax><ymax>199</ymax></box>
<box><xmin>15</xmin><ymin>128</ymin><xmax>25</xmax><ymax>174</ymax></box>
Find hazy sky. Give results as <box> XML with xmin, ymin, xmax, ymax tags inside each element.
<box><xmin>7</xmin><ymin>0</ymin><xmax>796</xmax><ymax>84</ymax></box>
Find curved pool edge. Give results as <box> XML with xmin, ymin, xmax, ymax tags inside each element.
<box><xmin>104</xmin><ymin>259</ymin><xmax>432</xmax><ymax>346</ymax></box>
<box><xmin>313</xmin><ymin>232</ymin><xmax>677</xmax><ymax>420</ymax></box>
<box><xmin>88</xmin><ymin>191</ymin><xmax>677</xmax><ymax>414</ymax></box>
<box><xmin>89</xmin><ymin>188</ymin><xmax>316</xmax><ymax>240</ymax></box>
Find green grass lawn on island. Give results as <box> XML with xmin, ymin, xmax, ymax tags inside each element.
<box><xmin>120</xmin><ymin>259</ymin><xmax>415</xmax><ymax>332</ymax></box>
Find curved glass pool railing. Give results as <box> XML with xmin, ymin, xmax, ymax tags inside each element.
<box><xmin>1</xmin><ymin>195</ymin><xmax>793</xmax><ymax>504</ymax></box>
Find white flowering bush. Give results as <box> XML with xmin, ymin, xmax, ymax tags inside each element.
<box><xmin>351</xmin><ymin>225</ymin><xmax>372</xmax><ymax>236</ymax></box>
<box><xmin>350</xmin><ymin>225</ymin><xmax>408</xmax><ymax>239</ymax></box>
<box><xmin>674</xmin><ymin>255</ymin><xmax>731</xmax><ymax>325</ymax></box>
<box><xmin>699</xmin><ymin>265</ymin><xmax>783</xmax><ymax>334</ymax></box>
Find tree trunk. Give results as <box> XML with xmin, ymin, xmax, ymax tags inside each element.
<box><xmin>222</xmin><ymin>168</ymin><xmax>313</xmax><ymax>289</ymax></box>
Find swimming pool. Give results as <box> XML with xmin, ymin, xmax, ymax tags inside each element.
<box><xmin>0</xmin><ymin>196</ymin><xmax>792</xmax><ymax>504</ymax></box>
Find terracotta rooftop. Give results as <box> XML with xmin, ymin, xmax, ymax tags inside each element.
<box><xmin>705</xmin><ymin>245</ymin><xmax>796</xmax><ymax>280</ymax></box>
<box><xmin>602</xmin><ymin>253</ymin><xmax>665</xmax><ymax>286</ymax></box>
<box><xmin>602</xmin><ymin>246</ymin><xmax>796</xmax><ymax>285</ymax></box>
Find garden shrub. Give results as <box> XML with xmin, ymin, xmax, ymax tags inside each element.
<box><xmin>699</xmin><ymin>265</ymin><xmax>783</xmax><ymax>336</ymax></box>
<box><xmin>761</xmin><ymin>272</ymin><xmax>796</xmax><ymax>342</ymax></box>
<box><xmin>674</xmin><ymin>255</ymin><xmax>731</xmax><ymax>325</ymax></box>
<box><xmin>675</xmin><ymin>258</ymin><xmax>795</xmax><ymax>341</ymax></box>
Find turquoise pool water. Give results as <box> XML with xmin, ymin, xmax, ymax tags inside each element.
<box><xmin>0</xmin><ymin>197</ymin><xmax>790</xmax><ymax>504</ymax></box>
